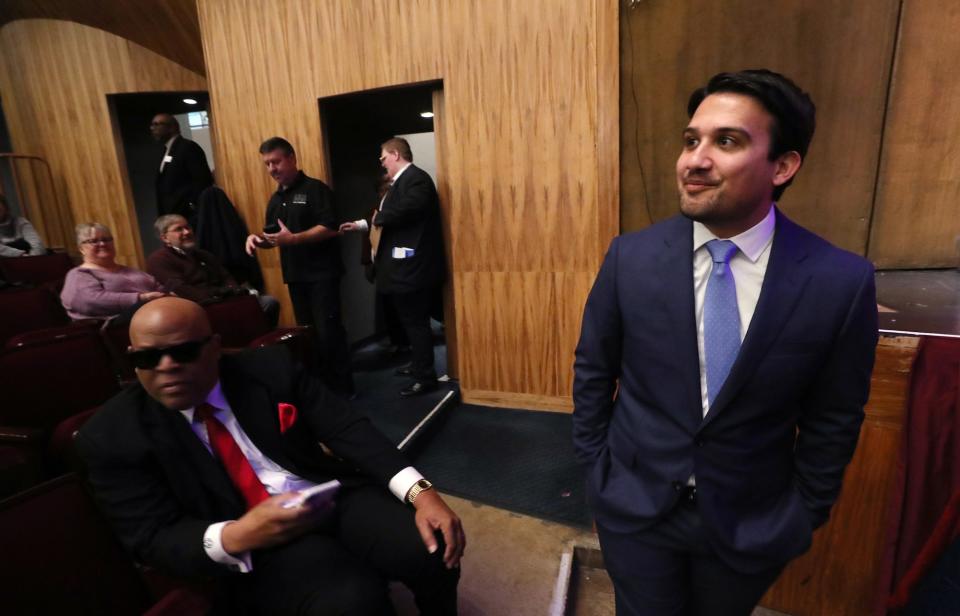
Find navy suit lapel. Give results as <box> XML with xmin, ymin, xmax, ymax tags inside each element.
<box><xmin>140</xmin><ymin>397</ymin><xmax>243</xmax><ymax>510</ymax></box>
<box><xmin>701</xmin><ymin>210</ymin><xmax>812</xmax><ymax>427</ymax></box>
<box><xmin>656</xmin><ymin>217</ymin><xmax>703</xmax><ymax>430</ymax></box>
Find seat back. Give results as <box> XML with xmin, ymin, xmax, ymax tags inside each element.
<box><xmin>0</xmin><ymin>474</ymin><xmax>150</xmax><ymax>615</ymax></box>
<box><xmin>204</xmin><ymin>294</ymin><xmax>271</xmax><ymax>347</ymax></box>
<box><xmin>0</xmin><ymin>286</ymin><xmax>71</xmax><ymax>347</ymax></box>
<box><xmin>0</xmin><ymin>252</ymin><xmax>74</xmax><ymax>286</ymax></box>
<box><xmin>0</xmin><ymin>327</ymin><xmax>119</xmax><ymax>429</ymax></box>
<box><xmin>47</xmin><ymin>406</ymin><xmax>100</xmax><ymax>476</ymax></box>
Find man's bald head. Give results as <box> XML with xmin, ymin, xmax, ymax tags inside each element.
<box><xmin>129</xmin><ymin>297</ymin><xmax>220</xmax><ymax>410</ymax></box>
<box><xmin>131</xmin><ymin>297</ymin><xmax>211</xmax><ymax>344</ymax></box>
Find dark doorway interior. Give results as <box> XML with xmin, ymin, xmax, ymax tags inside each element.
<box><xmin>109</xmin><ymin>91</ymin><xmax>212</xmax><ymax>258</ymax></box>
<box><xmin>320</xmin><ymin>82</ymin><xmax>440</xmax><ymax>346</ymax></box>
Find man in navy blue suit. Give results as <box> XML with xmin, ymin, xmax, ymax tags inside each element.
<box><xmin>573</xmin><ymin>70</ymin><xmax>878</xmax><ymax>615</ymax></box>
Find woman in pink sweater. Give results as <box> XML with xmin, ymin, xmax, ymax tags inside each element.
<box><xmin>61</xmin><ymin>223</ymin><xmax>166</xmax><ymax>321</ymax></box>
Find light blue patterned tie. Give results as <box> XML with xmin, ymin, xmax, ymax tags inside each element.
<box><xmin>704</xmin><ymin>240</ymin><xmax>741</xmax><ymax>408</ymax></box>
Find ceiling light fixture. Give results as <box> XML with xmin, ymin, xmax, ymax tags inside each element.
<box><xmin>420</xmin><ymin>111</ymin><xmax>434</xmax><ymax>118</ymax></box>
<box><xmin>183</xmin><ymin>98</ymin><xmax>198</xmax><ymax>105</ymax></box>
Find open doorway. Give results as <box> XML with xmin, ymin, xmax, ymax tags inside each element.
<box><xmin>109</xmin><ymin>91</ymin><xmax>213</xmax><ymax>258</ymax></box>
<box><xmin>320</xmin><ymin>81</ymin><xmax>452</xmax><ymax>393</ymax></box>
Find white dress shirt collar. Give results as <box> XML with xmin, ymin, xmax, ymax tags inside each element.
<box><xmin>391</xmin><ymin>162</ymin><xmax>412</xmax><ymax>182</ymax></box>
<box><xmin>692</xmin><ymin>204</ymin><xmax>777</xmax><ymax>263</ymax></box>
<box><xmin>180</xmin><ymin>381</ymin><xmax>228</xmax><ymax>422</ymax></box>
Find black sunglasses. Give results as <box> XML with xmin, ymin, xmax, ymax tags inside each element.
<box><xmin>127</xmin><ymin>336</ymin><xmax>212</xmax><ymax>370</ymax></box>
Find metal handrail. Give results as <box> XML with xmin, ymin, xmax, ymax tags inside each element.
<box><xmin>0</xmin><ymin>153</ymin><xmax>61</xmax><ymax>223</ymax></box>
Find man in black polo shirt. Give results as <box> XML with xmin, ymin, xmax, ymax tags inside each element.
<box><xmin>245</xmin><ymin>137</ymin><xmax>354</xmax><ymax>396</ymax></box>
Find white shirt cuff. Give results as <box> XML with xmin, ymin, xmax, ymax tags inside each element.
<box><xmin>204</xmin><ymin>522</ymin><xmax>253</xmax><ymax>573</ymax></box>
<box><xmin>388</xmin><ymin>466</ymin><xmax>424</xmax><ymax>502</ymax></box>
<box><xmin>355</xmin><ymin>219</ymin><xmax>369</xmax><ymax>232</ymax></box>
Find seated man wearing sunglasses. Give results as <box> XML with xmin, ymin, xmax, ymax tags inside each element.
<box><xmin>76</xmin><ymin>297</ymin><xmax>464</xmax><ymax>615</ymax></box>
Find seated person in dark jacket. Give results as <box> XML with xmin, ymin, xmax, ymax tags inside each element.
<box><xmin>76</xmin><ymin>297</ymin><xmax>464</xmax><ymax>615</ymax></box>
<box><xmin>147</xmin><ymin>214</ymin><xmax>279</xmax><ymax>327</ymax></box>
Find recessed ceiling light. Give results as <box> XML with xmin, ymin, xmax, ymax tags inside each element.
<box><xmin>420</xmin><ymin>111</ymin><xmax>434</xmax><ymax>118</ymax></box>
<box><xmin>183</xmin><ymin>98</ymin><xmax>198</xmax><ymax>105</ymax></box>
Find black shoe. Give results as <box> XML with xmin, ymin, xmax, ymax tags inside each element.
<box><xmin>399</xmin><ymin>381</ymin><xmax>438</xmax><ymax>397</ymax></box>
<box><xmin>394</xmin><ymin>364</ymin><xmax>413</xmax><ymax>377</ymax></box>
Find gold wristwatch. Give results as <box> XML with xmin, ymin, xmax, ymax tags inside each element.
<box><xmin>406</xmin><ymin>478</ymin><xmax>433</xmax><ymax>504</ymax></box>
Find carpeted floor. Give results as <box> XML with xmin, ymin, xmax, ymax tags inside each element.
<box><xmin>350</xmin><ymin>337</ymin><xmax>591</xmax><ymax>529</ymax></box>
<box><xmin>410</xmin><ymin>403</ymin><xmax>592</xmax><ymax>529</ymax></box>
<box><xmin>351</xmin><ymin>339</ymin><xmax>455</xmax><ymax>446</ymax></box>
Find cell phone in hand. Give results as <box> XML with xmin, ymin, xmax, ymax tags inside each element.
<box><xmin>263</xmin><ymin>222</ymin><xmax>280</xmax><ymax>234</ymax></box>
<box><xmin>281</xmin><ymin>480</ymin><xmax>341</xmax><ymax>509</ymax></box>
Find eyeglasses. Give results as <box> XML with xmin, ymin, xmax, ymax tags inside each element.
<box><xmin>127</xmin><ymin>336</ymin><xmax>212</xmax><ymax>370</ymax></box>
<box><xmin>81</xmin><ymin>237</ymin><xmax>114</xmax><ymax>245</ymax></box>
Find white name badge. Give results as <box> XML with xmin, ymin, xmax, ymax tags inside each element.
<box><xmin>392</xmin><ymin>247</ymin><xmax>415</xmax><ymax>259</ymax></box>
<box><xmin>163</xmin><ymin>155</ymin><xmax>173</xmax><ymax>163</ymax></box>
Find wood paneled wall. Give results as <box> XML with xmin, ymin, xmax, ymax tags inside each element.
<box><xmin>762</xmin><ymin>335</ymin><xmax>918</xmax><ymax>615</ymax></box>
<box><xmin>0</xmin><ymin>19</ymin><xmax>206</xmax><ymax>267</ymax></box>
<box><xmin>0</xmin><ymin>0</ymin><xmax>205</xmax><ymax>74</ymax></box>
<box><xmin>197</xmin><ymin>0</ymin><xmax>619</xmax><ymax>411</ymax></box>
<box><xmin>868</xmin><ymin>0</ymin><xmax>960</xmax><ymax>268</ymax></box>
<box><xmin>620</xmin><ymin>0</ymin><xmax>900</xmax><ymax>254</ymax></box>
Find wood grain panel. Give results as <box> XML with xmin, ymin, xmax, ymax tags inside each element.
<box><xmin>0</xmin><ymin>0</ymin><xmax>204</xmax><ymax>74</ymax></box>
<box><xmin>868</xmin><ymin>0</ymin><xmax>960</xmax><ymax>268</ymax></box>
<box><xmin>0</xmin><ymin>19</ymin><xmax>207</xmax><ymax>267</ymax></box>
<box><xmin>761</xmin><ymin>335</ymin><xmax>919</xmax><ymax>616</ymax></box>
<box><xmin>620</xmin><ymin>0</ymin><xmax>900</xmax><ymax>256</ymax></box>
<box><xmin>197</xmin><ymin>0</ymin><xmax>619</xmax><ymax>407</ymax></box>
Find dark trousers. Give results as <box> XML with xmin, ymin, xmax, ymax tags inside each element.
<box><xmin>379</xmin><ymin>292</ymin><xmax>409</xmax><ymax>348</ymax></box>
<box><xmin>387</xmin><ymin>289</ymin><xmax>438</xmax><ymax>382</ymax></box>
<box><xmin>596</xmin><ymin>497</ymin><xmax>786</xmax><ymax>616</ymax></box>
<box><xmin>246</xmin><ymin>485</ymin><xmax>459</xmax><ymax>616</ymax></box>
<box><xmin>288</xmin><ymin>278</ymin><xmax>355</xmax><ymax>395</ymax></box>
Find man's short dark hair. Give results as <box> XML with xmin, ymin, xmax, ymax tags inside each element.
<box><xmin>381</xmin><ymin>137</ymin><xmax>413</xmax><ymax>163</ymax></box>
<box><xmin>687</xmin><ymin>69</ymin><xmax>816</xmax><ymax>200</ymax></box>
<box><xmin>259</xmin><ymin>137</ymin><xmax>295</xmax><ymax>157</ymax></box>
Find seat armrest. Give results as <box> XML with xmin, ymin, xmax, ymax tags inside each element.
<box><xmin>0</xmin><ymin>426</ymin><xmax>45</xmax><ymax>444</ymax></box>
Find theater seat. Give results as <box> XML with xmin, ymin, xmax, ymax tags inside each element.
<box><xmin>47</xmin><ymin>406</ymin><xmax>100</xmax><ymax>476</ymax></box>
<box><xmin>0</xmin><ymin>326</ymin><xmax>119</xmax><ymax>430</ymax></box>
<box><xmin>204</xmin><ymin>294</ymin><xmax>276</xmax><ymax>347</ymax></box>
<box><xmin>0</xmin><ymin>286</ymin><xmax>71</xmax><ymax>347</ymax></box>
<box><xmin>204</xmin><ymin>294</ymin><xmax>317</xmax><ymax>369</ymax></box>
<box><xmin>0</xmin><ymin>252</ymin><xmax>74</xmax><ymax>287</ymax></box>
<box><xmin>0</xmin><ymin>474</ymin><xmax>209</xmax><ymax>616</ymax></box>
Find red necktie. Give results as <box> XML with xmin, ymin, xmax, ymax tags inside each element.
<box><xmin>196</xmin><ymin>403</ymin><xmax>270</xmax><ymax>509</ymax></box>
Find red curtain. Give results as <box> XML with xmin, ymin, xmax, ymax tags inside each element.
<box><xmin>876</xmin><ymin>336</ymin><xmax>960</xmax><ymax>613</ymax></box>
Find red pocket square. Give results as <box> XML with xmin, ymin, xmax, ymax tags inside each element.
<box><xmin>278</xmin><ymin>403</ymin><xmax>298</xmax><ymax>434</ymax></box>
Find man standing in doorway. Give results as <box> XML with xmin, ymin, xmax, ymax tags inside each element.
<box><xmin>341</xmin><ymin>137</ymin><xmax>446</xmax><ymax>397</ymax></box>
<box><xmin>150</xmin><ymin>113</ymin><xmax>214</xmax><ymax>220</ymax></box>
<box><xmin>246</xmin><ymin>137</ymin><xmax>354</xmax><ymax>397</ymax></box>
<box><xmin>573</xmin><ymin>70</ymin><xmax>878</xmax><ymax>615</ymax></box>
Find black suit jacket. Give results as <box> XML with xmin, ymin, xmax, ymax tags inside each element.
<box><xmin>573</xmin><ymin>210</ymin><xmax>878</xmax><ymax>573</ymax></box>
<box><xmin>373</xmin><ymin>164</ymin><xmax>446</xmax><ymax>294</ymax></box>
<box><xmin>156</xmin><ymin>136</ymin><xmax>214</xmax><ymax>218</ymax></box>
<box><xmin>76</xmin><ymin>345</ymin><xmax>409</xmax><ymax>578</ymax></box>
